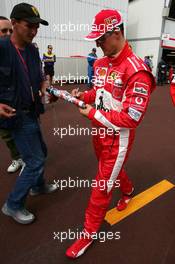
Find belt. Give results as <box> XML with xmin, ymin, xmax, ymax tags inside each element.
<box><xmin>21</xmin><ymin>107</ymin><xmax>34</xmax><ymax>114</ymax></box>
<box><xmin>21</xmin><ymin>105</ymin><xmax>35</xmax><ymax>113</ymax></box>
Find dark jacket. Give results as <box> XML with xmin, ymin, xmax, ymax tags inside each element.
<box><xmin>0</xmin><ymin>37</ymin><xmax>44</xmax><ymax>129</ymax></box>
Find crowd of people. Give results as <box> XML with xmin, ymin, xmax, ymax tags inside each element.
<box><xmin>0</xmin><ymin>2</ymin><xmax>174</xmax><ymax>260</ymax></box>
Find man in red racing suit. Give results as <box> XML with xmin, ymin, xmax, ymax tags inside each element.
<box><xmin>66</xmin><ymin>9</ymin><xmax>156</xmax><ymax>259</ymax></box>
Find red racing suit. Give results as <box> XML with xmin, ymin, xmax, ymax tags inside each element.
<box><xmin>81</xmin><ymin>42</ymin><xmax>156</xmax><ymax>234</ymax></box>
<box><xmin>170</xmin><ymin>74</ymin><xmax>175</xmax><ymax>106</ymax></box>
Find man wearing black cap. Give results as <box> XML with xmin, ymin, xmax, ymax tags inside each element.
<box><xmin>0</xmin><ymin>3</ymin><xmax>57</xmax><ymax>225</ymax></box>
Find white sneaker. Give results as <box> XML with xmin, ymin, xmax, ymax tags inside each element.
<box><xmin>7</xmin><ymin>158</ymin><xmax>24</xmax><ymax>173</ymax></box>
<box><xmin>2</xmin><ymin>203</ymin><xmax>35</xmax><ymax>224</ymax></box>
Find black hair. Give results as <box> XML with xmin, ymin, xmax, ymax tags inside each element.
<box><xmin>48</xmin><ymin>44</ymin><xmax>53</xmax><ymax>48</ymax></box>
<box><xmin>110</xmin><ymin>23</ymin><xmax>124</xmax><ymax>36</ymax></box>
<box><xmin>0</xmin><ymin>16</ymin><xmax>9</xmax><ymax>20</ymax></box>
<box><xmin>118</xmin><ymin>23</ymin><xmax>124</xmax><ymax>35</ymax></box>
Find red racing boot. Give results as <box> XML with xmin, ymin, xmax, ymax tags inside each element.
<box><xmin>116</xmin><ymin>187</ymin><xmax>134</xmax><ymax>211</ymax></box>
<box><xmin>66</xmin><ymin>230</ymin><xmax>93</xmax><ymax>259</ymax></box>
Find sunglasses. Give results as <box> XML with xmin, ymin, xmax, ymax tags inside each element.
<box><xmin>1</xmin><ymin>28</ymin><xmax>13</xmax><ymax>34</ymax></box>
<box><xmin>96</xmin><ymin>28</ymin><xmax>119</xmax><ymax>45</ymax></box>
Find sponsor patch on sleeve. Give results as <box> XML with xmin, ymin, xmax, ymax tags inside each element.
<box><xmin>130</xmin><ymin>95</ymin><xmax>148</xmax><ymax>110</ymax></box>
<box><xmin>128</xmin><ymin>107</ymin><xmax>142</xmax><ymax>122</ymax></box>
<box><xmin>133</xmin><ymin>82</ymin><xmax>149</xmax><ymax>96</ymax></box>
<box><xmin>130</xmin><ymin>82</ymin><xmax>149</xmax><ymax>110</ymax></box>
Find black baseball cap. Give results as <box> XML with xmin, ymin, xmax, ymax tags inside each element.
<box><xmin>10</xmin><ymin>3</ymin><xmax>49</xmax><ymax>26</ymax></box>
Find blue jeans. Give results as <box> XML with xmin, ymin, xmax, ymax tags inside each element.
<box><xmin>7</xmin><ymin>113</ymin><xmax>47</xmax><ymax>210</ymax></box>
<box><xmin>87</xmin><ymin>65</ymin><xmax>94</xmax><ymax>88</ymax></box>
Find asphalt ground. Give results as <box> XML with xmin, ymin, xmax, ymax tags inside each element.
<box><xmin>0</xmin><ymin>84</ymin><xmax>175</xmax><ymax>264</ymax></box>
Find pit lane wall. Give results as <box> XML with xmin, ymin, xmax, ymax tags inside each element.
<box><xmin>162</xmin><ymin>19</ymin><xmax>175</xmax><ymax>49</ymax></box>
<box><xmin>127</xmin><ymin>0</ymin><xmax>165</xmax><ymax>76</ymax></box>
<box><xmin>1</xmin><ymin>0</ymin><xmax>129</xmax><ymax>79</ymax></box>
<box><xmin>53</xmin><ymin>57</ymin><xmax>88</xmax><ymax>83</ymax></box>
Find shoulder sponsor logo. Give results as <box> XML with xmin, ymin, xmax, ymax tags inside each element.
<box><xmin>133</xmin><ymin>82</ymin><xmax>149</xmax><ymax>96</ymax></box>
<box><xmin>135</xmin><ymin>97</ymin><xmax>144</xmax><ymax>105</ymax></box>
<box><xmin>133</xmin><ymin>86</ymin><xmax>148</xmax><ymax>95</ymax></box>
<box><xmin>128</xmin><ymin>107</ymin><xmax>142</xmax><ymax>122</ymax></box>
<box><xmin>130</xmin><ymin>95</ymin><xmax>148</xmax><ymax>110</ymax></box>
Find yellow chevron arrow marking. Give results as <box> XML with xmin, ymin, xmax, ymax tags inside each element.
<box><xmin>105</xmin><ymin>180</ymin><xmax>174</xmax><ymax>226</ymax></box>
